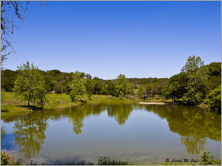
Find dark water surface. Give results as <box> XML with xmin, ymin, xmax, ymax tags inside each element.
<box><xmin>1</xmin><ymin>102</ymin><xmax>221</xmax><ymax>164</ymax></box>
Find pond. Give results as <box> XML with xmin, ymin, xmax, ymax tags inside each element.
<box><xmin>1</xmin><ymin>101</ymin><xmax>221</xmax><ymax>164</ymax></box>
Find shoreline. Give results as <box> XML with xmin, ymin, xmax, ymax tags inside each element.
<box><xmin>139</xmin><ymin>102</ymin><xmax>168</xmax><ymax>105</ymax></box>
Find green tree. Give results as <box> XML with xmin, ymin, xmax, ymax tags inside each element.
<box><xmin>85</xmin><ymin>74</ymin><xmax>92</xmax><ymax>80</ymax></box>
<box><xmin>181</xmin><ymin>55</ymin><xmax>208</xmax><ymax>105</ymax></box>
<box><xmin>137</xmin><ymin>85</ymin><xmax>145</xmax><ymax>99</ymax></box>
<box><xmin>53</xmin><ymin>84</ymin><xmax>63</xmax><ymax>94</ymax></box>
<box><xmin>206</xmin><ymin>85</ymin><xmax>221</xmax><ymax>113</ymax></box>
<box><xmin>92</xmin><ymin>78</ymin><xmax>103</xmax><ymax>95</ymax></box>
<box><xmin>69</xmin><ymin>90</ymin><xmax>76</xmax><ymax>102</ymax></box>
<box><xmin>165</xmin><ymin>72</ymin><xmax>188</xmax><ymax>101</ymax></box>
<box><xmin>85</xmin><ymin>79</ymin><xmax>94</xmax><ymax>100</ymax></box>
<box><xmin>203</xmin><ymin>62</ymin><xmax>221</xmax><ymax>92</ymax></box>
<box><xmin>69</xmin><ymin>71</ymin><xmax>86</xmax><ymax>100</ymax></box>
<box><xmin>114</xmin><ymin>74</ymin><xmax>134</xmax><ymax>97</ymax></box>
<box><xmin>1</xmin><ymin>69</ymin><xmax>18</xmax><ymax>91</ymax></box>
<box><xmin>107</xmin><ymin>81</ymin><xmax>117</xmax><ymax>96</ymax></box>
<box><xmin>13</xmin><ymin>62</ymin><xmax>48</xmax><ymax>107</ymax></box>
<box><xmin>145</xmin><ymin>84</ymin><xmax>152</xmax><ymax>99</ymax></box>
<box><xmin>100</xmin><ymin>83</ymin><xmax>108</xmax><ymax>95</ymax></box>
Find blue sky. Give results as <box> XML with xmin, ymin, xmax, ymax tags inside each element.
<box><xmin>2</xmin><ymin>1</ymin><xmax>221</xmax><ymax>80</ymax></box>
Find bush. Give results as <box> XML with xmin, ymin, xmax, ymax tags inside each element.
<box><xmin>199</xmin><ymin>149</ymin><xmax>221</xmax><ymax>165</ymax></box>
<box><xmin>98</xmin><ymin>156</ymin><xmax>129</xmax><ymax>165</ymax></box>
<box><xmin>69</xmin><ymin>90</ymin><xmax>76</xmax><ymax>102</ymax></box>
<box><xmin>86</xmin><ymin>89</ymin><xmax>93</xmax><ymax>100</ymax></box>
<box><xmin>54</xmin><ymin>85</ymin><xmax>63</xmax><ymax>94</ymax></box>
<box><xmin>1</xmin><ymin>151</ymin><xmax>23</xmax><ymax>165</ymax></box>
<box><xmin>206</xmin><ymin>85</ymin><xmax>221</xmax><ymax>113</ymax></box>
<box><xmin>125</xmin><ymin>94</ymin><xmax>135</xmax><ymax>99</ymax></box>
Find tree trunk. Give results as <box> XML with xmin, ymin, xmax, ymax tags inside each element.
<box><xmin>28</xmin><ymin>101</ymin><xmax>30</xmax><ymax>107</ymax></box>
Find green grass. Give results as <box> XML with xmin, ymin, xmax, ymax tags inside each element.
<box><xmin>1</xmin><ymin>105</ymin><xmax>32</xmax><ymax>119</ymax></box>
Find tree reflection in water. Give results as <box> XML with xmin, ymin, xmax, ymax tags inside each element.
<box><xmin>13</xmin><ymin>111</ymin><xmax>48</xmax><ymax>159</ymax></box>
<box><xmin>2</xmin><ymin>102</ymin><xmax>220</xmax><ymax>159</ymax></box>
<box><xmin>142</xmin><ymin>104</ymin><xmax>221</xmax><ymax>155</ymax></box>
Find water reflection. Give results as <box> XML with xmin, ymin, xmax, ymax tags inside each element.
<box><xmin>13</xmin><ymin>112</ymin><xmax>48</xmax><ymax>158</ymax></box>
<box><xmin>2</xmin><ymin>102</ymin><xmax>221</xmax><ymax>159</ymax></box>
<box><xmin>106</xmin><ymin>103</ymin><xmax>133</xmax><ymax>125</ymax></box>
<box><xmin>1</xmin><ymin>127</ymin><xmax>6</xmax><ymax>141</ymax></box>
<box><xmin>142</xmin><ymin>105</ymin><xmax>221</xmax><ymax>154</ymax></box>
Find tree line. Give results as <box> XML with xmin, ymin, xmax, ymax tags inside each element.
<box><xmin>1</xmin><ymin>56</ymin><xmax>221</xmax><ymax>112</ymax></box>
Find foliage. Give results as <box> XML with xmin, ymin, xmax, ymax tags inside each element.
<box><xmin>137</xmin><ymin>85</ymin><xmax>145</xmax><ymax>99</ymax></box>
<box><xmin>145</xmin><ymin>84</ymin><xmax>153</xmax><ymax>99</ymax></box>
<box><xmin>107</xmin><ymin>81</ymin><xmax>118</xmax><ymax>96</ymax></box>
<box><xmin>1</xmin><ymin>151</ymin><xmax>23</xmax><ymax>165</ymax></box>
<box><xmin>199</xmin><ymin>149</ymin><xmax>221</xmax><ymax>165</ymax></box>
<box><xmin>85</xmin><ymin>79</ymin><xmax>94</xmax><ymax>100</ymax></box>
<box><xmin>69</xmin><ymin>71</ymin><xmax>86</xmax><ymax>99</ymax></box>
<box><xmin>1</xmin><ymin>69</ymin><xmax>18</xmax><ymax>91</ymax></box>
<box><xmin>114</xmin><ymin>74</ymin><xmax>134</xmax><ymax>97</ymax></box>
<box><xmin>44</xmin><ymin>76</ymin><xmax>54</xmax><ymax>92</ymax></box>
<box><xmin>162</xmin><ymin>72</ymin><xmax>188</xmax><ymax>101</ymax></box>
<box><xmin>181</xmin><ymin>56</ymin><xmax>208</xmax><ymax>105</ymax></box>
<box><xmin>98</xmin><ymin>156</ymin><xmax>129</xmax><ymax>165</ymax></box>
<box><xmin>100</xmin><ymin>84</ymin><xmax>108</xmax><ymax>95</ymax></box>
<box><xmin>69</xmin><ymin>90</ymin><xmax>76</xmax><ymax>102</ymax></box>
<box><xmin>204</xmin><ymin>62</ymin><xmax>221</xmax><ymax>92</ymax></box>
<box><xmin>13</xmin><ymin>62</ymin><xmax>48</xmax><ymax>107</ymax></box>
<box><xmin>92</xmin><ymin>78</ymin><xmax>103</xmax><ymax>95</ymax></box>
<box><xmin>206</xmin><ymin>85</ymin><xmax>221</xmax><ymax>113</ymax></box>
<box><xmin>54</xmin><ymin>84</ymin><xmax>63</xmax><ymax>94</ymax></box>
<box><xmin>85</xmin><ymin>74</ymin><xmax>92</xmax><ymax>80</ymax></box>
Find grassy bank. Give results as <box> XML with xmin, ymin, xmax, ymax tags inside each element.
<box><xmin>1</xmin><ymin>92</ymin><xmax>139</xmax><ymax>119</ymax></box>
<box><xmin>1</xmin><ymin>92</ymin><xmax>210</xmax><ymax>119</ymax></box>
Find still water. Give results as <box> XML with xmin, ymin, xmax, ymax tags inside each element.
<box><xmin>1</xmin><ymin>102</ymin><xmax>221</xmax><ymax>164</ymax></box>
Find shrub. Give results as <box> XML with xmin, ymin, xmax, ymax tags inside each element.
<box><xmin>125</xmin><ymin>94</ymin><xmax>135</xmax><ymax>99</ymax></box>
<box><xmin>69</xmin><ymin>90</ymin><xmax>76</xmax><ymax>102</ymax></box>
<box><xmin>199</xmin><ymin>149</ymin><xmax>221</xmax><ymax>165</ymax></box>
<box><xmin>206</xmin><ymin>85</ymin><xmax>221</xmax><ymax>113</ymax></box>
<box><xmin>54</xmin><ymin>85</ymin><xmax>63</xmax><ymax>94</ymax></box>
<box><xmin>98</xmin><ymin>156</ymin><xmax>129</xmax><ymax>165</ymax></box>
<box><xmin>1</xmin><ymin>151</ymin><xmax>23</xmax><ymax>165</ymax></box>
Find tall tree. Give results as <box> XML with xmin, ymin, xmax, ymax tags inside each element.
<box><xmin>107</xmin><ymin>81</ymin><xmax>117</xmax><ymax>96</ymax></box>
<box><xmin>69</xmin><ymin>71</ymin><xmax>86</xmax><ymax>100</ymax></box>
<box><xmin>13</xmin><ymin>62</ymin><xmax>48</xmax><ymax>107</ymax></box>
<box><xmin>206</xmin><ymin>85</ymin><xmax>221</xmax><ymax>113</ymax></box>
<box><xmin>92</xmin><ymin>78</ymin><xmax>103</xmax><ymax>95</ymax></box>
<box><xmin>181</xmin><ymin>55</ymin><xmax>208</xmax><ymax>105</ymax></box>
<box><xmin>85</xmin><ymin>79</ymin><xmax>94</xmax><ymax>100</ymax></box>
<box><xmin>145</xmin><ymin>84</ymin><xmax>153</xmax><ymax>99</ymax></box>
<box><xmin>137</xmin><ymin>85</ymin><xmax>145</xmax><ymax>99</ymax></box>
<box><xmin>114</xmin><ymin>74</ymin><xmax>134</xmax><ymax>97</ymax></box>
